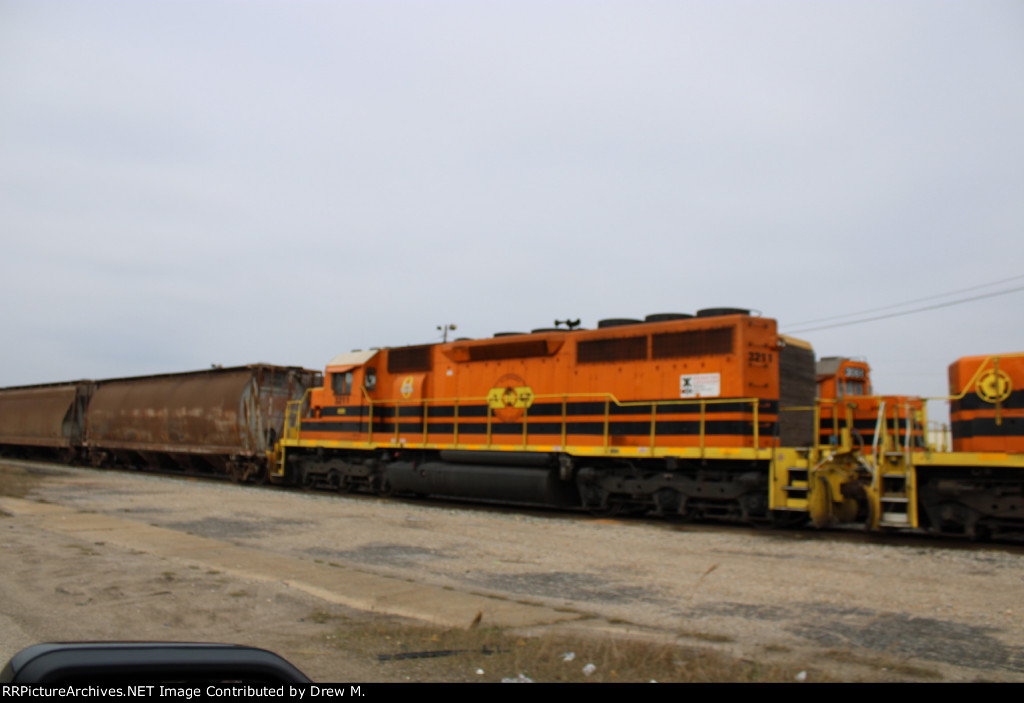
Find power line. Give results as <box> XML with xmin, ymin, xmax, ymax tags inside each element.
<box><xmin>786</xmin><ymin>273</ymin><xmax>1024</xmax><ymax>327</ymax></box>
<box><xmin>783</xmin><ymin>285</ymin><xmax>1024</xmax><ymax>334</ymax></box>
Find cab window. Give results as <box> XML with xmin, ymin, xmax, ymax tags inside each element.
<box><xmin>843</xmin><ymin>380</ymin><xmax>864</xmax><ymax>396</ymax></box>
<box><xmin>331</xmin><ymin>371</ymin><xmax>353</xmax><ymax>396</ymax></box>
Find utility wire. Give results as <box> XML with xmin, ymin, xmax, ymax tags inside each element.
<box><xmin>786</xmin><ymin>273</ymin><xmax>1024</xmax><ymax>327</ymax></box>
<box><xmin>783</xmin><ymin>285</ymin><xmax>1024</xmax><ymax>334</ymax></box>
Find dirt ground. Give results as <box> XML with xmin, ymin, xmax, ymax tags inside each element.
<box><xmin>1</xmin><ymin>459</ymin><xmax>1023</xmax><ymax>682</ymax></box>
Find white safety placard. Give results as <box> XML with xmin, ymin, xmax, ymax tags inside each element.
<box><xmin>680</xmin><ymin>373</ymin><xmax>720</xmax><ymax>398</ymax></box>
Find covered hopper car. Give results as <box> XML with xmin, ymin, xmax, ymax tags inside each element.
<box><xmin>0</xmin><ymin>381</ymin><xmax>94</xmax><ymax>464</ymax></box>
<box><xmin>0</xmin><ymin>365</ymin><xmax>319</xmax><ymax>483</ymax></box>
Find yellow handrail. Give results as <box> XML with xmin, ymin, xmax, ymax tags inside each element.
<box><xmin>603</xmin><ymin>398</ymin><xmax>610</xmax><ymax>450</ymax></box>
<box><xmin>291</xmin><ymin>390</ymin><xmax>771</xmax><ymax>451</ymax></box>
<box><xmin>945</xmin><ymin>353</ymin><xmax>1023</xmax><ymax>401</ymax></box>
<box><xmin>360</xmin><ymin>385</ymin><xmax>374</xmax><ymax>442</ymax></box>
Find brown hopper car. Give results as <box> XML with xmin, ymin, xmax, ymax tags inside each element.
<box><xmin>0</xmin><ymin>381</ymin><xmax>93</xmax><ymax>461</ymax></box>
<box><xmin>0</xmin><ymin>365</ymin><xmax>318</xmax><ymax>483</ymax></box>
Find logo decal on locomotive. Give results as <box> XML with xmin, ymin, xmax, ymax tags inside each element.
<box><xmin>400</xmin><ymin>376</ymin><xmax>415</xmax><ymax>399</ymax></box>
<box><xmin>977</xmin><ymin>369</ymin><xmax>1012</xmax><ymax>403</ymax></box>
<box><xmin>680</xmin><ymin>373</ymin><xmax>721</xmax><ymax>398</ymax></box>
<box><xmin>486</xmin><ymin>373</ymin><xmax>535</xmax><ymax>422</ymax></box>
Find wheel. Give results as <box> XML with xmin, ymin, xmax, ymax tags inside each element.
<box><xmin>371</xmin><ymin>474</ymin><xmax>393</xmax><ymax>498</ymax></box>
<box><xmin>324</xmin><ymin>462</ymin><xmax>353</xmax><ymax>493</ymax></box>
<box><xmin>249</xmin><ymin>464</ymin><xmax>269</xmax><ymax>485</ymax></box>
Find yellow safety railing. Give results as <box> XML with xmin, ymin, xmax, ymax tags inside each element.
<box><xmin>927</xmin><ymin>353</ymin><xmax>1022</xmax><ymax>429</ymax></box>
<box><xmin>810</xmin><ymin>395</ymin><xmax>944</xmax><ymax>461</ymax></box>
<box><xmin>283</xmin><ymin>389</ymin><xmax>313</xmax><ymax>441</ymax></box>
<box><xmin>926</xmin><ymin>420</ymin><xmax>950</xmax><ymax>452</ymax></box>
<box><xmin>302</xmin><ymin>390</ymin><xmax>769</xmax><ymax>455</ymax></box>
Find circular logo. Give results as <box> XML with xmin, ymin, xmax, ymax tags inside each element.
<box><xmin>977</xmin><ymin>370</ymin><xmax>1012</xmax><ymax>403</ymax></box>
<box><xmin>400</xmin><ymin>376</ymin><xmax>415</xmax><ymax>399</ymax></box>
<box><xmin>486</xmin><ymin>373</ymin><xmax>534</xmax><ymax>423</ymax></box>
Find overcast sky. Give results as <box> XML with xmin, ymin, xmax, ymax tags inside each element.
<box><xmin>2</xmin><ymin>1</ymin><xmax>1022</xmax><ymax>420</ymax></box>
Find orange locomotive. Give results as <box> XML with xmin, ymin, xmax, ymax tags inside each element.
<box><xmin>275</xmin><ymin>311</ymin><xmax>1024</xmax><ymax>537</ymax></box>
<box><xmin>813</xmin><ymin>353</ymin><xmax>1024</xmax><ymax>455</ymax></box>
<box><xmin>949</xmin><ymin>353</ymin><xmax>1024</xmax><ymax>453</ymax></box>
<box><xmin>277</xmin><ymin>310</ymin><xmax>816</xmax><ymax>522</ymax></box>
<box><xmin>806</xmin><ymin>352</ymin><xmax>1024</xmax><ymax>537</ymax></box>
<box><xmin>815</xmin><ymin>356</ymin><xmax>925</xmax><ymax>452</ymax></box>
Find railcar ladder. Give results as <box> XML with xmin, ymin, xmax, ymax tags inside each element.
<box><xmin>871</xmin><ymin>401</ymin><xmax>918</xmax><ymax>528</ymax></box>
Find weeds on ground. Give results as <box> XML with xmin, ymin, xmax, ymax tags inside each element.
<box><xmin>319</xmin><ymin>616</ymin><xmax>808</xmax><ymax>683</ymax></box>
<box><xmin>823</xmin><ymin>649</ymin><xmax>941</xmax><ymax>680</ymax></box>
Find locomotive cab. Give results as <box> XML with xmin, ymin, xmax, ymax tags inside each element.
<box><xmin>815</xmin><ymin>356</ymin><xmax>923</xmax><ymax>451</ymax></box>
<box><xmin>311</xmin><ymin>350</ymin><xmax>379</xmax><ymax>420</ymax></box>
<box><xmin>816</xmin><ymin>357</ymin><xmax>872</xmax><ymax>398</ymax></box>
